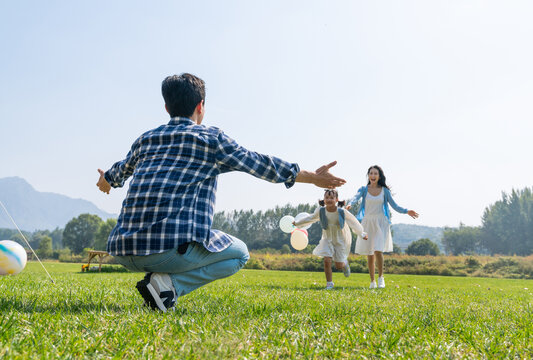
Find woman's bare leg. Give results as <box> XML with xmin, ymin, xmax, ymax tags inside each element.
<box><xmin>375</xmin><ymin>251</ymin><xmax>384</xmax><ymax>278</ymax></box>
<box><xmin>367</xmin><ymin>254</ymin><xmax>375</xmax><ymax>282</ymax></box>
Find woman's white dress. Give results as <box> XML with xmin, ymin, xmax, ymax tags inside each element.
<box><xmin>294</xmin><ymin>207</ymin><xmax>365</xmax><ymax>263</ymax></box>
<box><xmin>355</xmin><ymin>189</ymin><xmax>393</xmax><ymax>255</ymax></box>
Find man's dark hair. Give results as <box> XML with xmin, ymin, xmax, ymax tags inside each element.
<box><xmin>161</xmin><ymin>73</ymin><xmax>205</xmax><ymax>118</ymax></box>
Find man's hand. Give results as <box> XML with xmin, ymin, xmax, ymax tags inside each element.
<box><xmin>312</xmin><ymin>160</ymin><xmax>346</xmax><ymax>188</ymax></box>
<box><xmin>295</xmin><ymin>161</ymin><xmax>346</xmax><ymax>189</ymax></box>
<box><xmin>97</xmin><ymin>169</ymin><xmax>111</xmax><ymax>194</ymax></box>
<box><xmin>408</xmin><ymin>210</ymin><xmax>419</xmax><ymax>219</ymax></box>
<box><xmin>315</xmin><ymin>161</ymin><xmax>337</xmax><ymax>175</ymax></box>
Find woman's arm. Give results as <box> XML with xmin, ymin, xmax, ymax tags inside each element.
<box><xmin>386</xmin><ymin>189</ymin><xmax>419</xmax><ymax>219</ymax></box>
<box><xmin>347</xmin><ymin>186</ymin><xmax>365</xmax><ymax>207</ymax></box>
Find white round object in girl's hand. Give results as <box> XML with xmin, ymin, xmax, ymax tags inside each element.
<box><xmin>279</xmin><ymin>215</ymin><xmax>296</xmax><ymax>233</ymax></box>
<box><xmin>294</xmin><ymin>212</ymin><xmax>311</xmax><ymax>230</ymax></box>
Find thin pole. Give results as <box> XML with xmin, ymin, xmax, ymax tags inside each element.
<box><xmin>0</xmin><ymin>200</ymin><xmax>55</xmax><ymax>284</ymax></box>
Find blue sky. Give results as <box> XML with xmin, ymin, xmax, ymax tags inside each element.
<box><xmin>1</xmin><ymin>1</ymin><xmax>532</xmax><ymax>227</ymax></box>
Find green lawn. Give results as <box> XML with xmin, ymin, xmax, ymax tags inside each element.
<box><xmin>1</xmin><ymin>262</ymin><xmax>532</xmax><ymax>359</ymax></box>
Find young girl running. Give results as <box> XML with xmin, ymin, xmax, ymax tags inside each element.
<box><xmin>294</xmin><ymin>189</ymin><xmax>367</xmax><ymax>290</ymax></box>
<box><xmin>347</xmin><ymin>165</ymin><xmax>418</xmax><ymax>289</ymax></box>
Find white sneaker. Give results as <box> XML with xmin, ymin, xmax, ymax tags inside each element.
<box><xmin>136</xmin><ymin>272</ymin><xmax>177</xmax><ymax>312</ymax></box>
<box><xmin>343</xmin><ymin>260</ymin><xmax>351</xmax><ymax>277</ymax></box>
<box><xmin>378</xmin><ymin>276</ymin><xmax>385</xmax><ymax>288</ymax></box>
<box><xmin>369</xmin><ymin>281</ymin><xmax>377</xmax><ymax>289</ymax></box>
<box><xmin>326</xmin><ymin>281</ymin><xmax>334</xmax><ymax>290</ymax></box>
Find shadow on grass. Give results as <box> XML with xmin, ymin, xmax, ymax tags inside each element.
<box><xmin>0</xmin><ymin>297</ymin><xmax>145</xmax><ymax>314</ymax></box>
<box><xmin>240</xmin><ymin>283</ymin><xmax>371</xmax><ymax>291</ymax></box>
<box><xmin>78</xmin><ymin>266</ymin><xmax>131</xmax><ymax>274</ymax></box>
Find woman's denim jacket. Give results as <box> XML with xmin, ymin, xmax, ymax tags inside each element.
<box><xmin>348</xmin><ymin>186</ymin><xmax>408</xmax><ymax>224</ymax></box>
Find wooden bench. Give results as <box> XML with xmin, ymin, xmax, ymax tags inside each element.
<box><xmin>82</xmin><ymin>250</ymin><xmax>110</xmax><ymax>272</ymax></box>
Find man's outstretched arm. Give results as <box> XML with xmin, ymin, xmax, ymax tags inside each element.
<box><xmin>216</xmin><ymin>131</ymin><xmax>345</xmax><ymax>189</ymax></box>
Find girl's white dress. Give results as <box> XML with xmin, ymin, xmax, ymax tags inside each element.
<box><xmin>355</xmin><ymin>189</ymin><xmax>393</xmax><ymax>254</ymax></box>
<box><xmin>295</xmin><ymin>207</ymin><xmax>365</xmax><ymax>263</ymax></box>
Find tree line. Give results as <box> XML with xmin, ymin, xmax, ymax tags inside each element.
<box><xmin>1</xmin><ymin>203</ymin><xmax>337</xmax><ymax>257</ymax></box>
<box><xmin>0</xmin><ymin>215</ymin><xmax>116</xmax><ymax>259</ymax></box>
<box><xmin>2</xmin><ymin>186</ymin><xmax>531</xmax><ymax>257</ymax></box>
<box><xmin>212</xmin><ymin>204</ymin><xmax>437</xmax><ymax>255</ymax></box>
<box><xmin>443</xmin><ymin>187</ymin><xmax>533</xmax><ymax>255</ymax></box>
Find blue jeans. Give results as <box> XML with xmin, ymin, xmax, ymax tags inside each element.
<box><xmin>114</xmin><ymin>238</ymin><xmax>249</xmax><ymax>298</ymax></box>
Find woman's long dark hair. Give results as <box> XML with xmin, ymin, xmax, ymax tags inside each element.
<box><xmin>367</xmin><ymin>165</ymin><xmax>390</xmax><ymax>189</ymax></box>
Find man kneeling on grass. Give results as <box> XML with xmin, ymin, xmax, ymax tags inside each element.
<box><xmin>96</xmin><ymin>73</ymin><xmax>346</xmax><ymax>312</ymax></box>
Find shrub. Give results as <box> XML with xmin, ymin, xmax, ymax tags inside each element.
<box><xmin>483</xmin><ymin>257</ymin><xmax>519</xmax><ymax>272</ymax></box>
<box><xmin>392</xmin><ymin>244</ymin><xmax>402</xmax><ymax>254</ymax></box>
<box><xmin>406</xmin><ymin>238</ymin><xmax>440</xmax><ymax>256</ymax></box>
<box><xmin>350</xmin><ymin>262</ymin><xmax>366</xmax><ymax>273</ymax></box>
<box><xmin>280</xmin><ymin>244</ymin><xmax>291</xmax><ymax>254</ymax></box>
<box><xmin>244</xmin><ymin>253</ymin><xmax>533</xmax><ymax>279</ymax></box>
<box><xmin>440</xmin><ymin>268</ymin><xmax>453</xmax><ymax>276</ymax></box>
<box><xmin>244</xmin><ymin>257</ymin><xmax>266</xmax><ymax>270</ymax></box>
<box><xmin>465</xmin><ymin>256</ymin><xmax>481</xmax><ymax>268</ymax></box>
<box><xmin>80</xmin><ymin>265</ymin><xmax>129</xmax><ymax>273</ymax></box>
<box><xmin>517</xmin><ymin>262</ymin><xmax>533</xmax><ymax>278</ymax></box>
<box><xmin>58</xmin><ymin>248</ymin><xmax>72</xmax><ymax>262</ymax></box>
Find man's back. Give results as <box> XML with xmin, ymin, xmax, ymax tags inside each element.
<box><xmin>104</xmin><ymin>117</ymin><xmax>299</xmax><ymax>256</ymax></box>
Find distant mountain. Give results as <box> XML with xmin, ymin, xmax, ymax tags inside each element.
<box><xmin>0</xmin><ymin>177</ymin><xmax>116</xmax><ymax>231</ymax></box>
<box><xmin>391</xmin><ymin>223</ymin><xmax>444</xmax><ymax>250</ymax></box>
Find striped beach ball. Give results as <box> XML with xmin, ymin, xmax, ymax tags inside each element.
<box><xmin>0</xmin><ymin>240</ymin><xmax>27</xmax><ymax>275</ymax></box>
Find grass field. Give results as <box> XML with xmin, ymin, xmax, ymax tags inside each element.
<box><xmin>1</xmin><ymin>262</ymin><xmax>532</xmax><ymax>359</ymax></box>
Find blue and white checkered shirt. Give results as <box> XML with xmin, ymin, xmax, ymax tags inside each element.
<box><xmin>105</xmin><ymin>117</ymin><xmax>299</xmax><ymax>256</ymax></box>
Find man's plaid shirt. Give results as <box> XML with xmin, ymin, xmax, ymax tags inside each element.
<box><xmin>105</xmin><ymin>117</ymin><xmax>299</xmax><ymax>256</ymax></box>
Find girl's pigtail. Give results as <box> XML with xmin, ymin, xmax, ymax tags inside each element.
<box><xmin>318</xmin><ymin>200</ymin><xmax>325</xmax><ymax>206</ymax></box>
<box><xmin>337</xmin><ymin>200</ymin><xmax>346</xmax><ymax>208</ymax></box>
